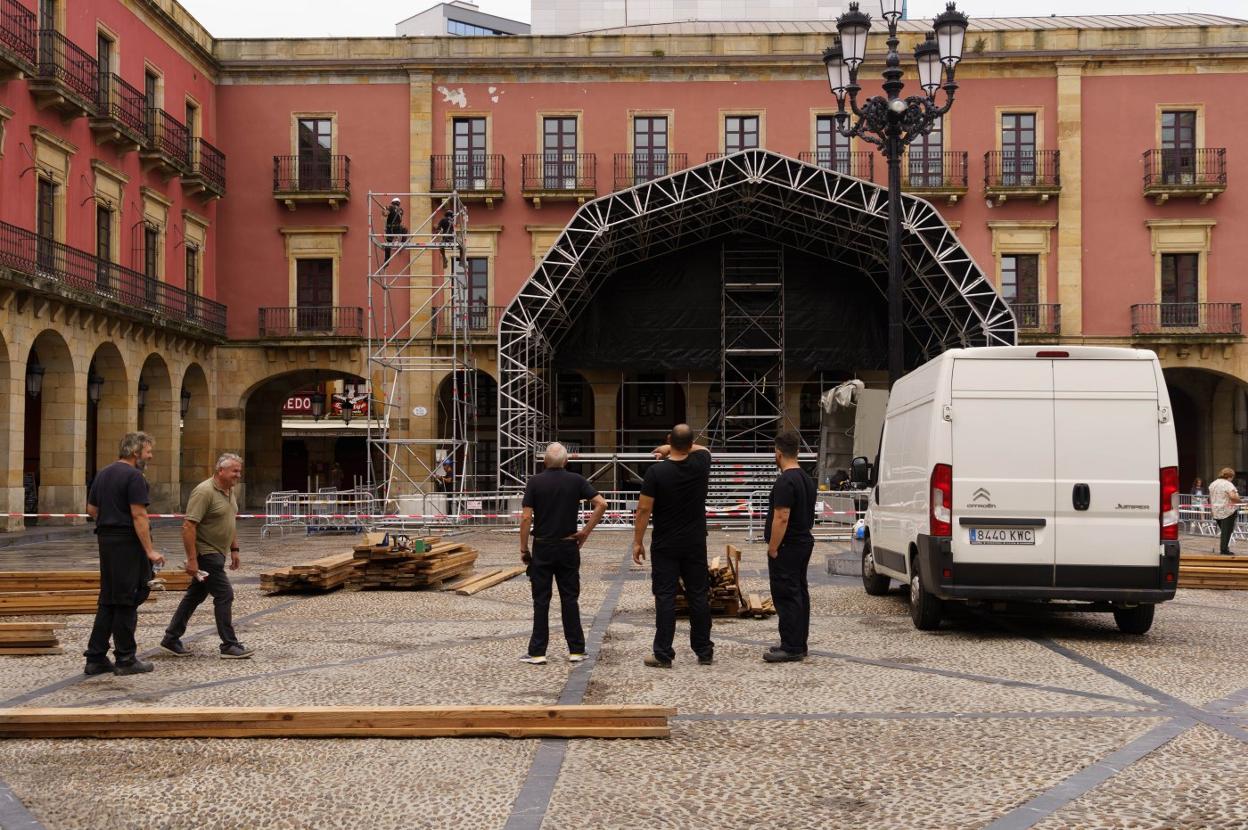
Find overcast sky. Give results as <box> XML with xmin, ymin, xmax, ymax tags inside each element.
<box><xmin>179</xmin><ymin>1</ymin><xmax>1244</xmax><ymax>39</ymax></box>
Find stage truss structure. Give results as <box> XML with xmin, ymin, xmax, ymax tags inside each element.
<box><xmin>498</xmin><ymin>149</ymin><xmax>1017</xmax><ymax>490</ymax></box>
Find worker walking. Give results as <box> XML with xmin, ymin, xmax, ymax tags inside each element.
<box><xmin>519</xmin><ymin>443</ymin><xmax>608</xmax><ymax>664</ymax></box>
<box><xmin>161</xmin><ymin>453</ymin><xmax>254</xmax><ymax>659</ymax></box>
<box><xmin>84</xmin><ymin>432</ymin><xmax>166</xmax><ymax>676</ymax></box>
<box><xmin>763</xmin><ymin>430</ymin><xmax>818</xmax><ymax>662</ymax></box>
<box><xmin>632</xmin><ymin>424</ymin><xmax>715</xmax><ymax>668</ymax></box>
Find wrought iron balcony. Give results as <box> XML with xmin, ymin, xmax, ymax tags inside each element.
<box><xmin>1131</xmin><ymin>303</ymin><xmax>1242</xmax><ymax>338</ymax></box>
<box><xmin>184</xmin><ymin>137</ymin><xmax>226</xmax><ymax>200</ymax></box>
<box><xmin>29</xmin><ymin>29</ymin><xmax>97</xmax><ymax>117</ymax></box>
<box><xmin>89</xmin><ymin>73</ymin><xmax>146</xmax><ymax>152</ymax></box>
<box><xmin>984</xmin><ymin>150</ymin><xmax>1061</xmax><ymax>203</ymax></box>
<box><xmin>613</xmin><ymin>153</ymin><xmax>688</xmax><ymax>190</ymax></box>
<box><xmin>902</xmin><ymin>150</ymin><xmax>969</xmax><ymax>203</ymax></box>
<box><xmin>520</xmin><ymin>154</ymin><xmax>596</xmax><ymax>206</ymax></box>
<box><xmin>258</xmin><ymin>306</ymin><xmax>363</xmax><ymax>339</ymax></box>
<box><xmin>0</xmin><ymin>0</ymin><xmax>37</xmax><ymax>79</ymax></box>
<box><xmin>431</xmin><ymin>154</ymin><xmax>505</xmax><ymax>205</ymax></box>
<box><xmin>140</xmin><ymin>107</ymin><xmax>191</xmax><ymax>178</ymax></box>
<box><xmin>1143</xmin><ymin>149</ymin><xmax>1227</xmax><ymax>205</ymax></box>
<box><xmin>798</xmin><ymin>150</ymin><xmax>875</xmax><ymax>180</ymax></box>
<box><xmin>1009</xmin><ymin>302</ymin><xmax>1061</xmax><ymax>336</ymax></box>
<box><xmin>431</xmin><ymin>304</ymin><xmax>501</xmax><ymax>339</ymax></box>
<box><xmin>0</xmin><ymin>220</ymin><xmax>226</xmax><ymax>339</ymax></box>
<box><xmin>273</xmin><ymin>155</ymin><xmax>350</xmax><ymax>210</ymax></box>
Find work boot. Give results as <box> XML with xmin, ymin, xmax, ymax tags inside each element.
<box><xmin>83</xmin><ymin>660</ymin><xmax>115</xmax><ymax>676</ymax></box>
<box><xmin>763</xmin><ymin>649</ymin><xmax>805</xmax><ymax>663</ymax></box>
<box><xmin>768</xmin><ymin>645</ymin><xmax>809</xmax><ymax>657</ymax></box>
<box><xmin>113</xmin><ymin>659</ymin><xmax>154</xmax><ymax>675</ymax></box>
<box><xmin>643</xmin><ymin>655</ymin><xmax>672</xmax><ymax>669</ymax></box>
<box><xmin>220</xmin><ymin>643</ymin><xmax>255</xmax><ymax>660</ymax></box>
<box><xmin>697</xmin><ymin>654</ymin><xmax>714</xmax><ymax>666</ymax></box>
<box><xmin>160</xmin><ymin>637</ymin><xmax>190</xmax><ymax>657</ymax></box>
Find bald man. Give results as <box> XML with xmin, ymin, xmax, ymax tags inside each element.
<box><xmin>519</xmin><ymin>443</ymin><xmax>608</xmax><ymax>664</ymax></box>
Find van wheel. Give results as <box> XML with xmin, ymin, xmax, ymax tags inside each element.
<box><xmin>862</xmin><ymin>540</ymin><xmax>891</xmax><ymax>596</ymax></box>
<box><xmin>909</xmin><ymin>567</ymin><xmax>943</xmax><ymax>631</ymax></box>
<box><xmin>1113</xmin><ymin>604</ymin><xmax>1155</xmax><ymax>635</ymax></box>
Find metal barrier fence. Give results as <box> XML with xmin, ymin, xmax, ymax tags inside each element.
<box><xmin>746</xmin><ymin>489</ymin><xmax>869</xmax><ymax>542</ymax></box>
<box><xmin>1178</xmin><ymin>493</ymin><xmax>1248</xmax><ymax>543</ymax></box>
<box><xmin>261</xmin><ymin>489</ymin><xmax>374</xmax><ymax>537</ymax></box>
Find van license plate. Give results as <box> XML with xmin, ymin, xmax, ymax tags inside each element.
<box><xmin>968</xmin><ymin>528</ymin><xmax>1035</xmax><ymax>545</ymax></box>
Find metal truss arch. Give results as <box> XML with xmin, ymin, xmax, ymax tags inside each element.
<box><xmin>498</xmin><ymin>149</ymin><xmax>1016</xmax><ymax>489</ymax></box>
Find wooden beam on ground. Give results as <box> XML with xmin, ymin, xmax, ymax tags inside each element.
<box><xmin>455</xmin><ymin>566</ymin><xmax>527</xmax><ymax>596</ymax></box>
<box><xmin>0</xmin><ymin>705</ymin><xmax>676</xmax><ymax>739</ymax></box>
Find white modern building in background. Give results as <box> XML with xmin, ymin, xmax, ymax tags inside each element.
<box><xmin>531</xmin><ymin>0</ymin><xmax>847</xmax><ymax>34</ymax></box>
<box><xmin>397</xmin><ymin>1</ymin><xmax>530</xmax><ymax>36</ymax></box>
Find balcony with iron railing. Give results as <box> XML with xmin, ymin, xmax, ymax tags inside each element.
<box><xmin>1143</xmin><ymin>148</ymin><xmax>1227</xmax><ymax>205</ymax></box>
<box><xmin>184</xmin><ymin>137</ymin><xmax>226</xmax><ymax>200</ymax></box>
<box><xmin>431</xmin><ymin>304</ymin><xmax>501</xmax><ymax>340</ymax></box>
<box><xmin>520</xmin><ymin>154</ymin><xmax>596</xmax><ymax>206</ymax></box>
<box><xmin>984</xmin><ymin>150</ymin><xmax>1061</xmax><ymax>203</ymax></box>
<box><xmin>89</xmin><ymin>72</ymin><xmax>146</xmax><ymax>152</ymax></box>
<box><xmin>902</xmin><ymin>150</ymin><xmax>969</xmax><ymax>203</ymax></box>
<box><xmin>140</xmin><ymin>107</ymin><xmax>191</xmax><ymax>178</ymax></box>
<box><xmin>1009</xmin><ymin>302</ymin><xmax>1061</xmax><ymax>339</ymax></box>
<box><xmin>613</xmin><ymin>153</ymin><xmax>689</xmax><ymax>190</ymax></box>
<box><xmin>798</xmin><ymin>150</ymin><xmax>875</xmax><ymax>180</ymax></box>
<box><xmin>0</xmin><ymin>0</ymin><xmax>37</xmax><ymax>78</ymax></box>
<box><xmin>1131</xmin><ymin>303</ymin><xmax>1242</xmax><ymax>339</ymax></box>
<box><xmin>258</xmin><ymin>306</ymin><xmax>363</xmax><ymax>339</ymax></box>
<box><xmin>431</xmin><ymin>155</ymin><xmax>505</xmax><ymax>205</ymax></box>
<box><xmin>273</xmin><ymin>155</ymin><xmax>351</xmax><ymax>210</ymax></box>
<box><xmin>0</xmin><ymin>220</ymin><xmax>226</xmax><ymax>340</ymax></box>
<box><xmin>30</xmin><ymin>28</ymin><xmax>97</xmax><ymax>117</ymax></box>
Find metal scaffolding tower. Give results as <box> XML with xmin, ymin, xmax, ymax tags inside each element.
<box><xmin>365</xmin><ymin>191</ymin><xmax>475</xmax><ymax>508</ymax></box>
<box><xmin>718</xmin><ymin>245</ymin><xmax>785</xmax><ymax>450</ymax></box>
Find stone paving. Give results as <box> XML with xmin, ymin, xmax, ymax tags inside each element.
<box><xmin>0</xmin><ymin>525</ymin><xmax>1244</xmax><ymax>829</ymax></box>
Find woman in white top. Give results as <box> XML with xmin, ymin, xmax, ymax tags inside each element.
<box><xmin>1208</xmin><ymin>467</ymin><xmax>1242</xmax><ymax>555</ymax></box>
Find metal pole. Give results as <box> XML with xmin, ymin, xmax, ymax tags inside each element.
<box><xmin>883</xmin><ymin>18</ymin><xmax>905</xmax><ymax>388</ymax></box>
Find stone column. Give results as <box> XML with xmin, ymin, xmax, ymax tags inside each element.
<box><xmin>587</xmin><ymin>374</ymin><xmax>620</xmax><ymax>452</ymax></box>
<box><xmin>1056</xmin><ymin>61</ymin><xmax>1085</xmax><ymax>336</ymax></box>
<box><xmin>244</xmin><ymin>386</ymin><xmax>286</xmax><ymax>509</ymax></box>
<box><xmin>1</xmin><ymin>359</ymin><xmax>23</xmax><ymax>531</ymax></box>
<box><xmin>38</xmin><ymin>355</ymin><xmax>87</xmax><ymax>519</ymax></box>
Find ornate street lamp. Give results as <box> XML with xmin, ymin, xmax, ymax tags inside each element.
<box><xmin>180</xmin><ymin>387</ymin><xmax>192</xmax><ymax>419</ymax></box>
<box><xmin>310</xmin><ymin>391</ymin><xmax>326</xmax><ymax>422</ymax></box>
<box><xmin>823</xmin><ymin>0</ymin><xmax>970</xmax><ymax>385</ymax></box>
<box><xmin>25</xmin><ymin>356</ymin><xmax>45</xmax><ymax>398</ymax></box>
<box><xmin>87</xmin><ymin>370</ymin><xmax>105</xmax><ymax>406</ymax></box>
<box><xmin>137</xmin><ymin>381</ymin><xmax>149</xmax><ymax>411</ymax></box>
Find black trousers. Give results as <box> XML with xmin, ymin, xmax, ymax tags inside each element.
<box><xmin>85</xmin><ymin>530</ymin><xmax>151</xmax><ymax>665</ymax></box>
<box><xmin>1218</xmin><ymin>515</ymin><xmax>1237</xmax><ymax>554</ymax></box>
<box><xmin>651</xmin><ymin>544</ymin><xmax>714</xmax><ymax>663</ymax></box>
<box><xmin>527</xmin><ymin>540</ymin><xmax>584</xmax><ymax>656</ymax></box>
<box><xmin>164</xmin><ymin>552</ymin><xmax>241</xmax><ymax>649</ymax></box>
<box><xmin>768</xmin><ymin>539</ymin><xmax>815</xmax><ymax>655</ymax></box>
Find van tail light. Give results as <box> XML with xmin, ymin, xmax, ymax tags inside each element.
<box><xmin>930</xmin><ymin>463</ymin><xmax>953</xmax><ymax>537</ymax></box>
<box><xmin>1160</xmin><ymin>466</ymin><xmax>1179</xmax><ymax>541</ymax></box>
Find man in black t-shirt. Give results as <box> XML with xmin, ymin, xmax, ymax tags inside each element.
<box><xmin>84</xmin><ymin>432</ymin><xmax>166</xmax><ymax>676</ymax></box>
<box><xmin>519</xmin><ymin>443</ymin><xmax>608</xmax><ymax>664</ymax></box>
<box><xmin>632</xmin><ymin>424</ymin><xmax>714</xmax><ymax>668</ymax></box>
<box><xmin>764</xmin><ymin>430</ymin><xmax>818</xmax><ymax>662</ymax></box>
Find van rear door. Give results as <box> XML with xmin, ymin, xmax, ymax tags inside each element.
<box><xmin>950</xmin><ymin>359</ymin><xmax>1056</xmax><ymax>585</ymax></box>
<box><xmin>1052</xmin><ymin>359</ymin><xmax>1160</xmax><ymax>587</ymax></box>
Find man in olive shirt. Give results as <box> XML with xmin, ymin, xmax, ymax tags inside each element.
<box><xmin>161</xmin><ymin>453</ymin><xmax>253</xmax><ymax>659</ymax></box>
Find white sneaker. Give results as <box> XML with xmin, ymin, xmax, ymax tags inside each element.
<box><xmin>567</xmin><ymin>653</ymin><xmax>587</xmax><ymax>663</ymax></box>
<box><xmin>520</xmin><ymin>655</ymin><xmax>547</xmax><ymax>665</ymax></box>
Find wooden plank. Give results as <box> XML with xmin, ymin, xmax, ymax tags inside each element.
<box><xmin>0</xmin><ymin>647</ymin><xmax>64</xmax><ymax>655</ymax></box>
<box><xmin>455</xmin><ymin>567</ymin><xmax>527</xmax><ymax>596</ymax></box>
<box><xmin>438</xmin><ymin>572</ymin><xmax>483</xmax><ymax>592</ymax></box>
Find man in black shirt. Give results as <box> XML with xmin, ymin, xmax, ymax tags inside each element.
<box><xmin>84</xmin><ymin>432</ymin><xmax>166</xmax><ymax>676</ymax></box>
<box><xmin>764</xmin><ymin>430</ymin><xmax>818</xmax><ymax>662</ymax></box>
<box><xmin>632</xmin><ymin>423</ymin><xmax>714</xmax><ymax>668</ymax></box>
<box><xmin>519</xmin><ymin>443</ymin><xmax>608</xmax><ymax>664</ymax></box>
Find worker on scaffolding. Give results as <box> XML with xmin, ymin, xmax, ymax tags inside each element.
<box><xmin>384</xmin><ymin>198</ymin><xmax>408</xmax><ymax>260</ymax></box>
<box><xmin>434</xmin><ymin>208</ymin><xmax>455</xmax><ymax>269</ymax></box>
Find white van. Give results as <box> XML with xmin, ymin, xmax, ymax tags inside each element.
<box><xmin>860</xmin><ymin>346</ymin><xmax>1180</xmax><ymax>633</ymax></box>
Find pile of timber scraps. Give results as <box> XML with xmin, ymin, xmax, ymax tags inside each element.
<box><xmin>0</xmin><ymin>622</ymin><xmax>66</xmax><ymax>656</ymax></box>
<box><xmin>0</xmin><ymin>705</ymin><xmax>676</xmax><ymax>739</ymax></box>
<box><xmin>346</xmin><ymin>537</ymin><xmax>479</xmax><ymax>591</ymax></box>
<box><xmin>441</xmin><ymin>566</ymin><xmax>528</xmax><ymax>596</ymax></box>
<box><xmin>0</xmin><ymin>570</ymin><xmax>191</xmax><ymax>616</ymax></box>
<box><xmin>1179</xmin><ymin>554</ymin><xmax>1248</xmax><ymax>590</ymax></box>
<box><xmin>674</xmin><ymin>545</ymin><xmax>775</xmax><ymax>619</ymax></box>
<box><xmin>260</xmin><ymin>552</ymin><xmax>356</xmax><ymax>595</ymax></box>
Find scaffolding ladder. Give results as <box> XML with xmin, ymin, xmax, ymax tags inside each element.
<box><xmin>719</xmin><ymin>245</ymin><xmax>785</xmax><ymax>450</ymax></box>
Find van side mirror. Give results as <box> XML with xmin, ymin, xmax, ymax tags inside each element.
<box><xmin>850</xmin><ymin>456</ymin><xmax>872</xmax><ymax>487</ymax></box>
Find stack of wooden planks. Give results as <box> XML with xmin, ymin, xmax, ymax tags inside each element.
<box><xmin>1179</xmin><ymin>554</ymin><xmax>1248</xmax><ymax>590</ymax></box>
<box><xmin>0</xmin><ymin>570</ymin><xmax>191</xmax><ymax>616</ymax></box>
<box><xmin>441</xmin><ymin>566</ymin><xmax>528</xmax><ymax>596</ymax></box>
<box><xmin>0</xmin><ymin>622</ymin><xmax>65</xmax><ymax>655</ymax></box>
<box><xmin>675</xmin><ymin>545</ymin><xmax>776</xmax><ymax>619</ymax></box>
<box><xmin>346</xmin><ymin>538</ymin><xmax>479</xmax><ymax>591</ymax></box>
<box><xmin>0</xmin><ymin>704</ymin><xmax>676</xmax><ymax>739</ymax></box>
<box><xmin>260</xmin><ymin>552</ymin><xmax>357</xmax><ymax>595</ymax></box>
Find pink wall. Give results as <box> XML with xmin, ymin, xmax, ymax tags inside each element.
<box><xmin>0</xmin><ymin>0</ymin><xmax>220</xmax><ymax>297</ymax></box>
<box><xmin>214</xmin><ymin>82</ymin><xmax>410</xmax><ymax>340</ymax></box>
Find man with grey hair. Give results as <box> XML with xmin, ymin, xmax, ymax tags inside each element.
<box><xmin>161</xmin><ymin>452</ymin><xmax>253</xmax><ymax>659</ymax></box>
<box><xmin>518</xmin><ymin>442</ymin><xmax>608</xmax><ymax>664</ymax></box>
<box><xmin>84</xmin><ymin>432</ymin><xmax>165</xmax><ymax>676</ymax></box>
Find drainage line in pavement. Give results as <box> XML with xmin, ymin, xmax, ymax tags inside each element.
<box><xmin>674</xmin><ymin>709</ymin><xmax>1160</xmax><ymax>723</ymax></box>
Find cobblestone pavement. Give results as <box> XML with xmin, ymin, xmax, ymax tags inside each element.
<box><xmin>0</xmin><ymin>526</ymin><xmax>1245</xmax><ymax>829</ymax></box>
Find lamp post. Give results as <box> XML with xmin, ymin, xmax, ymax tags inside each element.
<box><xmin>824</xmin><ymin>0</ymin><xmax>969</xmax><ymax>386</ymax></box>
<box><xmin>87</xmin><ymin>371</ymin><xmax>104</xmax><ymax>406</ymax></box>
<box><xmin>137</xmin><ymin>381</ymin><xmax>149</xmax><ymax>411</ymax></box>
<box><xmin>180</xmin><ymin>387</ymin><xmax>192</xmax><ymax>419</ymax></box>
<box><xmin>310</xmin><ymin>391</ymin><xmax>326</xmax><ymax>422</ymax></box>
<box><xmin>25</xmin><ymin>356</ymin><xmax>45</xmax><ymax>398</ymax></box>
